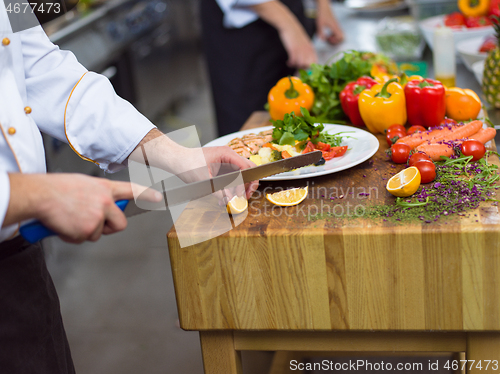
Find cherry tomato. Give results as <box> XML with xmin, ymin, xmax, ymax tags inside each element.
<box><xmin>390</xmin><ymin>143</ymin><xmax>411</xmax><ymax>164</ymax></box>
<box><xmin>323</xmin><ymin>146</ymin><xmax>348</xmax><ymax>160</ymax></box>
<box><xmin>461</xmin><ymin>140</ymin><xmax>486</xmax><ymax>161</ymax></box>
<box><xmin>387</xmin><ymin>124</ymin><xmax>407</xmax><ymax>135</ymax></box>
<box><xmin>444</xmin><ymin>12</ymin><xmax>466</xmax><ymax>27</ymax></box>
<box><xmin>440</xmin><ymin>118</ymin><xmax>458</xmax><ymax>127</ymax></box>
<box><xmin>302</xmin><ymin>141</ymin><xmax>316</xmax><ymax>154</ymax></box>
<box><xmin>386</xmin><ymin>129</ymin><xmax>406</xmax><ymax>147</ymax></box>
<box><xmin>408</xmin><ymin>152</ymin><xmax>431</xmax><ymax>167</ymax></box>
<box><xmin>314</xmin><ymin>141</ymin><xmax>331</xmax><ymax>151</ymax></box>
<box><xmin>414</xmin><ymin>160</ymin><xmax>436</xmax><ymax>183</ymax></box>
<box><xmin>407</xmin><ymin>125</ymin><xmax>426</xmax><ymax>135</ymax></box>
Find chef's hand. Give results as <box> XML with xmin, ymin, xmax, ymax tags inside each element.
<box><xmin>316</xmin><ymin>0</ymin><xmax>344</xmax><ymax>45</ymax></box>
<box><xmin>5</xmin><ymin>173</ymin><xmax>162</xmax><ymax>243</ymax></box>
<box><xmin>129</xmin><ymin>129</ymin><xmax>260</xmax><ymax>201</ymax></box>
<box><xmin>252</xmin><ymin>1</ymin><xmax>318</xmax><ymax>69</ymax></box>
<box><xmin>203</xmin><ymin>146</ymin><xmax>259</xmax><ymax>201</ymax></box>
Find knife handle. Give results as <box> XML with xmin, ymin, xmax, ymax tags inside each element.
<box><xmin>20</xmin><ymin>200</ymin><xmax>130</xmax><ymax>244</ymax></box>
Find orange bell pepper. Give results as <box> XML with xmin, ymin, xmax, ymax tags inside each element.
<box><xmin>268</xmin><ymin>76</ymin><xmax>315</xmax><ymax>121</ymax></box>
<box><xmin>445</xmin><ymin>87</ymin><xmax>482</xmax><ymax>121</ymax></box>
<box><xmin>458</xmin><ymin>0</ymin><xmax>490</xmax><ymax>16</ymax></box>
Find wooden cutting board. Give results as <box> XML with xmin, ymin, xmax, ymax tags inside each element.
<box><xmin>167</xmin><ymin>112</ymin><xmax>500</xmax><ymax>332</ymax></box>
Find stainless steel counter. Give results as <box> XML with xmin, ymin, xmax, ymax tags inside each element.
<box><xmin>316</xmin><ymin>4</ymin><xmax>500</xmax><ymax>127</ymax></box>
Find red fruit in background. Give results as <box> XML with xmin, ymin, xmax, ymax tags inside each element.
<box><xmin>440</xmin><ymin>118</ymin><xmax>458</xmax><ymax>127</ymax></box>
<box><xmin>444</xmin><ymin>12</ymin><xmax>466</xmax><ymax>27</ymax></box>
<box><xmin>407</xmin><ymin>125</ymin><xmax>426</xmax><ymax>135</ymax></box>
<box><xmin>479</xmin><ymin>35</ymin><xmax>498</xmax><ymax>53</ymax></box>
<box><xmin>386</xmin><ymin>129</ymin><xmax>406</xmax><ymax>146</ymax></box>
<box><xmin>465</xmin><ymin>16</ymin><xmax>493</xmax><ymax>28</ymax></box>
<box><xmin>489</xmin><ymin>0</ymin><xmax>500</xmax><ymax>17</ymax></box>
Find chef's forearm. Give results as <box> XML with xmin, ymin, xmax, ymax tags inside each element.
<box><xmin>3</xmin><ymin>174</ymin><xmax>45</xmax><ymax>227</ymax></box>
<box><xmin>251</xmin><ymin>1</ymin><xmax>303</xmax><ymax>32</ymax></box>
<box><xmin>128</xmin><ymin>129</ymin><xmax>207</xmax><ymax>176</ymax></box>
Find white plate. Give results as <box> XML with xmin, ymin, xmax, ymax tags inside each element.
<box><xmin>457</xmin><ymin>36</ymin><xmax>490</xmax><ymax>71</ymax></box>
<box><xmin>204</xmin><ymin>124</ymin><xmax>380</xmax><ymax>181</ymax></box>
<box><xmin>471</xmin><ymin>60</ymin><xmax>485</xmax><ymax>86</ymax></box>
<box><xmin>419</xmin><ymin>15</ymin><xmax>494</xmax><ymax>52</ymax></box>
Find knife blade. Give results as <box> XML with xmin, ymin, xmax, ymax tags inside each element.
<box><xmin>20</xmin><ymin>150</ymin><xmax>322</xmax><ymax>243</ymax></box>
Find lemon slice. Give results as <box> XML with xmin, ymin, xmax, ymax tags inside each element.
<box><xmin>386</xmin><ymin>166</ymin><xmax>421</xmax><ymax>197</ymax></box>
<box><xmin>227</xmin><ymin>195</ymin><xmax>248</xmax><ymax>214</ymax></box>
<box><xmin>266</xmin><ymin>186</ymin><xmax>308</xmax><ymax>206</ymax></box>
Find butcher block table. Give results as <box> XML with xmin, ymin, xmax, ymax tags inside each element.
<box><xmin>167</xmin><ymin>111</ymin><xmax>500</xmax><ymax>373</ymax></box>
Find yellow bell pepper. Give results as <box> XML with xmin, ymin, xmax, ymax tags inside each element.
<box><xmin>358</xmin><ymin>78</ymin><xmax>407</xmax><ymax>134</ymax></box>
<box><xmin>268</xmin><ymin>76</ymin><xmax>315</xmax><ymax>121</ymax></box>
<box><xmin>398</xmin><ymin>73</ymin><xmax>424</xmax><ymax>87</ymax></box>
<box><xmin>445</xmin><ymin>87</ymin><xmax>482</xmax><ymax>121</ymax></box>
<box><xmin>458</xmin><ymin>0</ymin><xmax>490</xmax><ymax>16</ymax></box>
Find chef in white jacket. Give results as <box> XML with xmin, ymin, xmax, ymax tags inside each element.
<box><xmin>0</xmin><ymin>3</ymin><xmax>257</xmax><ymax>373</ymax></box>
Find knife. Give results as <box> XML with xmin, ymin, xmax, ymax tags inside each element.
<box><xmin>19</xmin><ymin>150</ymin><xmax>322</xmax><ymax>243</ymax></box>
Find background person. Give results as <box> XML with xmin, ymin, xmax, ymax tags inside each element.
<box><xmin>201</xmin><ymin>0</ymin><xmax>344</xmax><ymax>136</ymax></box>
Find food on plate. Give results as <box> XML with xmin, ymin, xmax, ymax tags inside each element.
<box><xmin>228</xmin><ymin>129</ymin><xmax>273</xmax><ymax>158</ymax></box>
<box><xmin>445</xmin><ymin>87</ymin><xmax>482</xmax><ymax>121</ymax></box>
<box><xmin>444</xmin><ymin>12</ymin><xmax>466</xmax><ymax>27</ymax></box>
<box><xmin>226</xmin><ymin>195</ymin><xmax>248</xmax><ymax>215</ymax></box>
<box><xmin>413</xmin><ymin>160</ymin><xmax>436</xmax><ymax>183</ymax></box>
<box><xmin>266</xmin><ymin>186</ymin><xmax>308</xmax><ymax>206</ymax></box>
<box><xmin>388</xmin><ymin>143</ymin><xmax>411</xmax><ymax>163</ymax></box>
<box><xmin>465</xmin><ymin>15</ymin><xmax>494</xmax><ymax>27</ymax></box>
<box><xmin>490</xmin><ymin>0</ymin><xmax>500</xmax><ymax>16</ymax></box>
<box><xmin>483</xmin><ymin>16</ymin><xmax>500</xmax><ymax>108</ymax></box>
<box><xmin>458</xmin><ymin>0</ymin><xmax>490</xmax><ymax>17</ymax></box>
<box><xmin>229</xmin><ymin>109</ymin><xmax>349</xmax><ymax>165</ymax></box>
<box><xmin>461</xmin><ymin>139</ymin><xmax>487</xmax><ymax>160</ymax></box>
<box><xmin>404</xmin><ymin>79</ymin><xmax>446</xmax><ymax>128</ymax></box>
<box><xmin>268</xmin><ymin>76</ymin><xmax>314</xmax><ymax>121</ymax></box>
<box><xmin>358</xmin><ymin>78</ymin><xmax>407</xmax><ymax>134</ymax></box>
<box><xmin>479</xmin><ymin>35</ymin><xmax>497</xmax><ymax>52</ymax></box>
<box><xmin>339</xmin><ymin>76</ymin><xmax>378</xmax><ymax>127</ymax></box>
<box><xmin>386</xmin><ymin>166</ymin><xmax>421</xmax><ymax>197</ymax></box>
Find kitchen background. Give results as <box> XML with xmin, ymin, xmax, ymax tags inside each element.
<box><xmin>35</xmin><ymin>0</ymin><xmax>497</xmax><ymax>373</ymax></box>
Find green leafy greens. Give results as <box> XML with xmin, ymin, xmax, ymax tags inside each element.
<box><xmin>270</xmin><ymin>107</ymin><xmax>350</xmax><ymax>148</ymax></box>
<box><xmin>299</xmin><ymin>50</ymin><xmax>397</xmax><ymax>122</ymax></box>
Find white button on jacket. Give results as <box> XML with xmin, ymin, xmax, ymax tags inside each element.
<box><xmin>0</xmin><ymin>3</ymin><xmax>155</xmax><ymax>242</ymax></box>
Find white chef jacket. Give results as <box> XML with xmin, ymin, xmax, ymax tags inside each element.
<box><xmin>0</xmin><ymin>4</ymin><xmax>156</xmax><ymax>242</ymax></box>
<box><xmin>216</xmin><ymin>0</ymin><xmax>271</xmax><ymax>28</ymax></box>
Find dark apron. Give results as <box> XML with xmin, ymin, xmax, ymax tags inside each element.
<box><xmin>0</xmin><ymin>236</ymin><xmax>75</xmax><ymax>374</ymax></box>
<box><xmin>200</xmin><ymin>0</ymin><xmax>315</xmax><ymax>136</ymax></box>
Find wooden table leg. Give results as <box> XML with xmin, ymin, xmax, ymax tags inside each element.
<box><xmin>467</xmin><ymin>333</ymin><xmax>500</xmax><ymax>373</ymax></box>
<box><xmin>200</xmin><ymin>331</ymin><xmax>243</xmax><ymax>374</ymax></box>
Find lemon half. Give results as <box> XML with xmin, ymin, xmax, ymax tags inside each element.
<box><xmin>386</xmin><ymin>166</ymin><xmax>421</xmax><ymax>197</ymax></box>
<box><xmin>227</xmin><ymin>195</ymin><xmax>248</xmax><ymax>214</ymax></box>
<box><xmin>266</xmin><ymin>186</ymin><xmax>308</xmax><ymax>206</ymax></box>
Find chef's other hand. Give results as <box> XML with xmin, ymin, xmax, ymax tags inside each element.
<box><xmin>7</xmin><ymin>173</ymin><xmax>162</xmax><ymax>244</ymax></box>
<box><xmin>203</xmin><ymin>146</ymin><xmax>259</xmax><ymax>200</ymax></box>
<box><xmin>252</xmin><ymin>1</ymin><xmax>318</xmax><ymax>69</ymax></box>
<box><xmin>316</xmin><ymin>0</ymin><xmax>344</xmax><ymax>45</ymax></box>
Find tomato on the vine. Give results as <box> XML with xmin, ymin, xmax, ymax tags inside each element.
<box><xmin>390</xmin><ymin>143</ymin><xmax>411</xmax><ymax>164</ymax></box>
<box><xmin>461</xmin><ymin>140</ymin><xmax>486</xmax><ymax>161</ymax></box>
<box><xmin>408</xmin><ymin>152</ymin><xmax>431</xmax><ymax>167</ymax></box>
<box><xmin>386</xmin><ymin>129</ymin><xmax>406</xmax><ymax>146</ymax></box>
<box><xmin>414</xmin><ymin>160</ymin><xmax>436</xmax><ymax>183</ymax></box>
<box><xmin>407</xmin><ymin>125</ymin><xmax>426</xmax><ymax>135</ymax></box>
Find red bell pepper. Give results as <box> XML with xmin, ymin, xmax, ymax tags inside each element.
<box><xmin>404</xmin><ymin>79</ymin><xmax>446</xmax><ymax>128</ymax></box>
<box><xmin>339</xmin><ymin>76</ymin><xmax>378</xmax><ymax>127</ymax></box>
